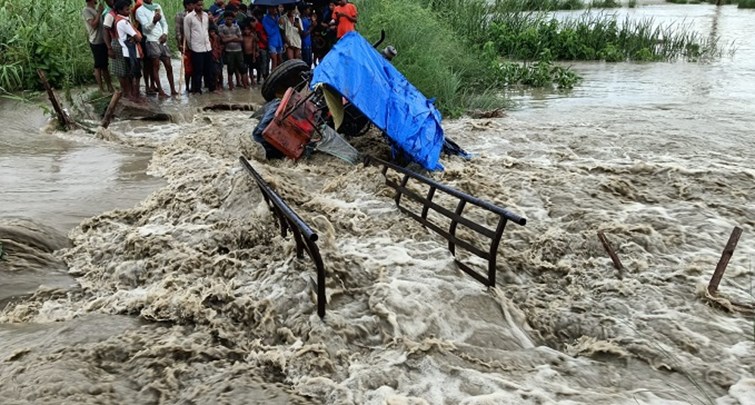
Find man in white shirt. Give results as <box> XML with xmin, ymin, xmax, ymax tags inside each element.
<box><xmin>112</xmin><ymin>0</ymin><xmax>144</xmax><ymax>102</ymax></box>
<box><xmin>136</xmin><ymin>0</ymin><xmax>178</xmax><ymax>97</ymax></box>
<box><xmin>183</xmin><ymin>0</ymin><xmax>215</xmax><ymax>94</ymax></box>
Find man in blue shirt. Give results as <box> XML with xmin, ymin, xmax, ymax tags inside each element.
<box><xmin>208</xmin><ymin>0</ymin><xmax>224</xmax><ymax>21</ymax></box>
<box><xmin>262</xmin><ymin>6</ymin><xmax>283</xmax><ymax>70</ymax></box>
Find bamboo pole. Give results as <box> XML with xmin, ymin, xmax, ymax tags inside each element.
<box><xmin>707</xmin><ymin>226</ymin><xmax>743</xmax><ymax>295</ymax></box>
<box><xmin>37</xmin><ymin>69</ymin><xmax>76</xmax><ymax>130</ymax></box>
<box><xmin>597</xmin><ymin>230</ymin><xmax>624</xmax><ymax>279</ymax></box>
<box><xmin>101</xmin><ymin>90</ymin><xmax>123</xmax><ymax>128</ymax></box>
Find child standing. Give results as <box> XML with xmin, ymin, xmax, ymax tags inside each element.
<box><xmin>113</xmin><ymin>0</ymin><xmax>144</xmax><ymax>101</ymax></box>
<box><xmin>242</xmin><ymin>24</ymin><xmax>258</xmax><ymax>87</ymax></box>
<box><xmin>209</xmin><ymin>25</ymin><xmax>224</xmax><ymax>91</ymax></box>
<box><xmin>218</xmin><ymin>12</ymin><xmax>245</xmax><ymax>90</ymax></box>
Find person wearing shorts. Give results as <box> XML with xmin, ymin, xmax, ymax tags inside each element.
<box><xmin>136</xmin><ymin>0</ymin><xmax>178</xmax><ymax>97</ymax></box>
<box><xmin>262</xmin><ymin>6</ymin><xmax>283</xmax><ymax>71</ymax></box>
<box><xmin>111</xmin><ymin>0</ymin><xmax>144</xmax><ymax>102</ymax></box>
<box><xmin>83</xmin><ymin>0</ymin><xmax>114</xmax><ymax>92</ymax></box>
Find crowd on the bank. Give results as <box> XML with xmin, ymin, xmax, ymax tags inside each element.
<box><xmin>82</xmin><ymin>0</ymin><xmax>358</xmax><ymax>102</ymax></box>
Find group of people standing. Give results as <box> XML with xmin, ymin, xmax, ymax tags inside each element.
<box><xmin>83</xmin><ymin>0</ymin><xmax>358</xmax><ymax>102</ymax></box>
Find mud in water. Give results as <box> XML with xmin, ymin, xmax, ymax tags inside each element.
<box><xmin>1</xmin><ymin>3</ymin><xmax>754</xmax><ymax>404</ymax></box>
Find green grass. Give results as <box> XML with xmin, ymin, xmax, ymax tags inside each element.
<box><xmin>356</xmin><ymin>0</ymin><xmax>507</xmax><ymax>117</ymax></box>
<box><xmin>0</xmin><ymin>0</ymin><xmax>182</xmax><ymax>93</ymax></box>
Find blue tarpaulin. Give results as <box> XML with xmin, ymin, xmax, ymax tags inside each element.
<box><xmin>310</xmin><ymin>31</ymin><xmax>446</xmax><ymax>171</ymax></box>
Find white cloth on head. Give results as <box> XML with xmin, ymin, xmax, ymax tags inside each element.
<box><xmin>136</xmin><ymin>4</ymin><xmax>169</xmax><ymax>43</ymax></box>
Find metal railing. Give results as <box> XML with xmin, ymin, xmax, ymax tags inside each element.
<box><xmin>239</xmin><ymin>156</ymin><xmax>327</xmax><ymax>318</ymax></box>
<box><xmin>364</xmin><ymin>155</ymin><xmax>527</xmax><ymax>287</ymax></box>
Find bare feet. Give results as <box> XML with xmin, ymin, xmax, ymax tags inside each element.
<box><xmin>158</xmin><ymin>91</ymin><xmax>169</xmax><ymax>99</ymax></box>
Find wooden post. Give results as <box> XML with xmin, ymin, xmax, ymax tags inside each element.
<box><xmin>707</xmin><ymin>226</ymin><xmax>743</xmax><ymax>295</ymax></box>
<box><xmin>101</xmin><ymin>91</ymin><xmax>122</xmax><ymax>128</ymax></box>
<box><xmin>37</xmin><ymin>69</ymin><xmax>76</xmax><ymax>131</ymax></box>
<box><xmin>598</xmin><ymin>230</ymin><xmax>624</xmax><ymax>279</ymax></box>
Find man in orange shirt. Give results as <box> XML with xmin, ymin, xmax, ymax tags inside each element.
<box><xmin>331</xmin><ymin>0</ymin><xmax>357</xmax><ymax>39</ymax></box>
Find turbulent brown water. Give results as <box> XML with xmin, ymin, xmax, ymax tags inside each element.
<box><xmin>1</xmin><ymin>4</ymin><xmax>754</xmax><ymax>404</ymax></box>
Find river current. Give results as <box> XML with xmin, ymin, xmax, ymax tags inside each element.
<box><xmin>1</xmin><ymin>3</ymin><xmax>753</xmax><ymax>404</ymax></box>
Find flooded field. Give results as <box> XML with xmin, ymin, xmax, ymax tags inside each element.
<box><xmin>1</xmin><ymin>3</ymin><xmax>753</xmax><ymax>404</ymax></box>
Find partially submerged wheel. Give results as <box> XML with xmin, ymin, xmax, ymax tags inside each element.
<box><xmin>261</xmin><ymin>59</ymin><xmax>310</xmax><ymax>102</ymax></box>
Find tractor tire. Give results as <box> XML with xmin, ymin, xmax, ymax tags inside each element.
<box><xmin>261</xmin><ymin>59</ymin><xmax>310</xmax><ymax>102</ymax></box>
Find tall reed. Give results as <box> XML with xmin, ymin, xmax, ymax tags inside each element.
<box><xmin>423</xmin><ymin>0</ymin><xmax>722</xmax><ymax>62</ymax></box>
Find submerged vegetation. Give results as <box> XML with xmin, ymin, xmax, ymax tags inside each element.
<box><xmin>0</xmin><ymin>0</ymin><xmax>726</xmax><ymax>116</ymax></box>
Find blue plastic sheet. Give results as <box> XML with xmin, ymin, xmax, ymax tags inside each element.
<box><xmin>310</xmin><ymin>31</ymin><xmax>446</xmax><ymax>171</ymax></box>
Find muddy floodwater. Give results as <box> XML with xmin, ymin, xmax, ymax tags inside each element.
<box><xmin>1</xmin><ymin>3</ymin><xmax>753</xmax><ymax>404</ymax></box>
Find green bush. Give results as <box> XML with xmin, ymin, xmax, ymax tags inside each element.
<box><xmin>738</xmin><ymin>0</ymin><xmax>755</xmax><ymax>8</ymax></box>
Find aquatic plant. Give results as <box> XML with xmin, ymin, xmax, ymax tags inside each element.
<box><xmin>422</xmin><ymin>0</ymin><xmax>722</xmax><ymax>63</ymax></box>
<box><xmin>497</xmin><ymin>0</ymin><xmax>587</xmax><ymax>11</ymax></box>
<box><xmin>0</xmin><ymin>0</ymin><xmax>181</xmax><ymax>93</ymax></box>
<box><xmin>489</xmin><ymin>12</ymin><xmax>722</xmax><ymax>62</ymax></box>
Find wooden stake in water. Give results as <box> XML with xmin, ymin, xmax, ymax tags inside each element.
<box><xmin>101</xmin><ymin>91</ymin><xmax>122</xmax><ymax>129</ymax></box>
<box><xmin>598</xmin><ymin>230</ymin><xmax>624</xmax><ymax>279</ymax></box>
<box><xmin>708</xmin><ymin>226</ymin><xmax>743</xmax><ymax>295</ymax></box>
<box><xmin>37</xmin><ymin>69</ymin><xmax>76</xmax><ymax>131</ymax></box>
